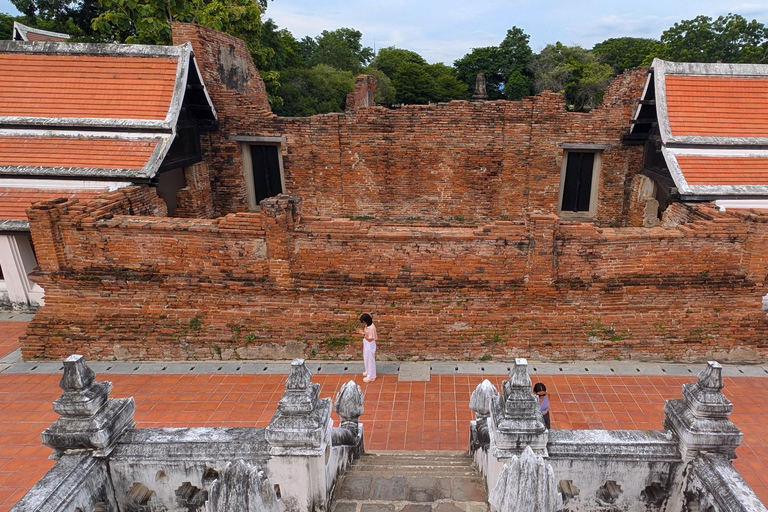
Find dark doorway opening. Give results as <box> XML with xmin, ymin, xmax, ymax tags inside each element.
<box><xmin>250</xmin><ymin>145</ymin><xmax>283</xmax><ymax>204</ymax></box>
<box><xmin>560</xmin><ymin>152</ymin><xmax>595</xmax><ymax>213</ymax></box>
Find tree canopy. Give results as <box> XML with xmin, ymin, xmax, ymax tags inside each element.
<box><xmin>592</xmin><ymin>37</ymin><xmax>662</xmax><ymax>72</ymax></box>
<box><xmin>658</xmin><ymin>13</ymin><xmax>768</xmax><ymax>63</ymax></box>
<box><xmin>10</xmin><ymin>0</ymin><xmax>104</xmax><ymax>39</ymax></box>
<box><xmin>299</xmin><ymin>28</ymin><xmax>373</xmax><ymax>73</ymax></box>
<box><xmin>453</xmin><ymin>27</ymin><xmax>533</xmax><ymax>100</ymax></box>
<box><xmin>531</xmin><ymin>42</ymin><xmax>614</xmax><ymax>111</ymax></box>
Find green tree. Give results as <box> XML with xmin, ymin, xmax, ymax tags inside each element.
<box><xmin>659</xmin><ymin>13</ymin><xmax>768</xmax><ymax>63</ymax></box>
<box><xmin>10</xmin><ymin>0</ymin><xmax>104</xmax><ymax>39</ymax></box>
<box><xmin>259</xmin><ymin>18</ymin><xmax>302</xmax><ymax>71</ymax></box>
<box><xmin>592</xmin><ymin>37</ymin><xmax>662</xmax><ymax>72</ymax></box>
<box><xmin>375</xmin><ymin>47</ymin><xmax>427</xmax><ymax>78</ymax></box>
<box><xmin>374</xmin><ymin>47</ymin><xmax>466</xmax><ymax>105</ymax></box>
<box><xmin>301</xmin><ymin>28</ymin><xmax>373</xmax><ymax>73</ymax></box>
<box><xmin>453</xmin><ymin>27</ymin><xmax>533</xmax><ymax>100</ymax></box>
<box><xmin>428</xmin><ymin>63</ymin><xmax>469</xmax><ymax>102</ymax></box>
<box><xmin>274</xmin><ymin>64</ymin><xmax>354</xmax><ymax>116</ymax></box>
<box><xmin>392</xmin><ymin>61</ymin><xmax>433</xmax><ymax>104</ymax></box>
<box><xmin>531</xmin><ymin>42</ymin><xmax>614</xmax><ymax>111</ymax></box>
<box><xmin>92</xmin><ymin>0</ymin><xmax>269</xmax><ymax>67</ymax></box>
<box><xmin>1</xmin><ymin>13</ymin><xmax>19</xmax><ymax>39</ymax></box>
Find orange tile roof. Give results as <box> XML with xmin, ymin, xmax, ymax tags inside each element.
<box><xmin>0</xmin><ymin>136</ymin><xmax>159</xmax><ymax>171</ymax></box>
<box><xmin>0</xmin><ymin>188</ymin><xmax>104</xmax><ymax>221</ymax></box>
<box><xmin>0</xmin><ymin>54</ymin><xmax>179</xmax><ymax>121</ymax></box>
<box><xmin>676</xmin><ymin>155</ymin><xmax>768</xmax><ymax>186</ymax></box>
<box><xmin>665</xmin><ymin>76</ymin><xmax>768</xmax><ymax>138</ymax></box>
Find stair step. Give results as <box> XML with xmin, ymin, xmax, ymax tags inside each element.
<box><xmin>331</xmin><ymin>450</ymin><xmax>489</xmax><ymax>511</ymax></box>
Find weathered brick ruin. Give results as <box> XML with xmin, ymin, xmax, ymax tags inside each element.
<box><xmin>20</xmin><ymin>24</ymin><xmax>768</xmax><ymax>362</ymax></box>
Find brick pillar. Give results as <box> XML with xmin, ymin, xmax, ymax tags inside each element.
<box><xmin>345</xmin><ymin>75</ymin><xmax>377</xmax><ymax>111</ymax></box>
<box><xmin>524</xmin><ymin>213</ymin><xmax>559</xmax><ymax>286</ymax></box>
<box><xmin>173</xmin><ymin>162</ymin><xmax>215</xmax><ymax>218</ymax></box>
<box><xmin>742</xmin><ymin>212</ymin><xmax>768</xmax><ymax>284</ymax></box>
<box><xmin>261</xmin><ymin>194</ymin><xmax>301</xmax><ymax>286</ymax></box>
<box><xmin>26</xmin><ymin>199</ymin><xmax>70</xmax><ymax>272</ymax></box>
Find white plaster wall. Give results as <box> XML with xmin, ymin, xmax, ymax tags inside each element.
<box><xmin>547</xmin><ymin>458</ymin><xmax>678</xmax><ymax>512</ymax></box>
<box><xmin>0</xmin><ymin>234</ymin><xmax>43</xmax><ymax>309</ymax></box>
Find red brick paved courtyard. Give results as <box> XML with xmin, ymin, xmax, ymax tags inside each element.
<box><xmin>1</xmin><ymin>321</ymin><xmax>767</xmax><ymax>511</ymax></box>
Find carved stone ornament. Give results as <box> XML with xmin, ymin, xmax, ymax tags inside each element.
<box><xmin>265</xmin><ymin>359</ymin><xmax>332</xmax><ymax>455</ymax></box>
<box><xmin>472</xmin><ymin>72</ymin><xmax>488</xmax><ymax>100</ymax></box>
<box><xmin>489</xmin><ymin>358</ymin><xmax>548</xmax><ymax>456</ymax></box>
<box><xmin>489</xmin><ymin>446</ymin><xmax>563</xmax><ymax>512</ymax></box>
<box><xmin>470</xmin><ymin>379</ymin><xmax>499</xmax><ymax>449</ymax></box>
<box><xmin>41</xmin><ymin>354</ymin><xmax>135</xmax><ymax>458</ymax></box>
<box><xmin>332</xmin><ymin>380</ymin><xmax>365</xmax><ymax>446</ymax></box>
<box><xmin>663</xmin><ymin>361</ymin><xmax>743</xmax><ymax>459</ymax></box>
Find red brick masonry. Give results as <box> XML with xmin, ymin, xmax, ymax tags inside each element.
<box><xmin>21</xmin><ymin>187</ymin><xmax>768</xmax><ymax>362</ymax></box>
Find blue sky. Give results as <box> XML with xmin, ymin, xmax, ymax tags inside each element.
<box><xmin>3</xmin><ymin>0</ymin><xmax>767</xmax><ymax>64</ymax></box>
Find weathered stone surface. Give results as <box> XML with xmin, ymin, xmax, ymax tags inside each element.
<box><xmin>435</xmin><ymin>503</ymin><xmax>466</xmax><ymax>512</ymax></box>
<box><xmin>409</xmin><ymin>476</ymin><xmax>451</xmax><ymax>500</ymax></box>
<box><xmin>333</xmin><ymin>380</ymin><xmax>364</xmax><ymax>445</ymax></box>
<box><xmin>41</xmin><ymin>355</ymin><xmax>135</xmax><ymax>457</ymax></box>
<box><xmin>687</xmin><ymin>453</ymin><xmax>768</xmax><ymax>512</ymax></box>
<box><xmin>488</xmin><ymin>446</ymin><xmax>562</xmax><ymax>512</ymax></box>
<box><xmin>664</xmin><ymin>361</ymin><xmax>743</xmax><ymax>459</ymax></box>
<box><xmin>361</xmin><ymin>504</ymin><xmax>395</xmax><ymax>512</ymax></box>
<box><xmin>399</xmin><ymin>505</ymin><xmax>431</xmax><ymax>512</ymax></box>
<box><xmin>373</xmin><ymin>476</ymin><xmax>407</xmax><ymax>500</ymax></box>
<box><xmin>336</xmin><ymin>476</ymin><xmax>373</xmax><ymax>500</ymax></box>
<box><xmin>10</xmin><ymin>454</ymin><xmax>117</xmax><ymax>512</ymax></box>
<box><xmin>489</xmin><ymin>359</ymin><xmax>547</xmax><ymax>456</ymax></box>
<box><xmin>332</xmin><ymin>501</ymin><xmax>359</xmax><ymax>512</ymax></box>
<box><xmin>451</xmin><ymin>478</ymin><xmax>487</xmax><ymax>502</ymax></box>
<box><xmin>266</xmin><ymin>359</ymin><xmax>332</xmax><ymax>454</ymax></box>
<box><xmin>206</xmin><ymin>459</ymin><xmax>281</xmax><ymax>512</ymax></box>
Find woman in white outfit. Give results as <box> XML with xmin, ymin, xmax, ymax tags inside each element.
<box><xmin>359</xmin><ymin>313</ymin><xmax>377</xmax><ymax>382</ymax></box>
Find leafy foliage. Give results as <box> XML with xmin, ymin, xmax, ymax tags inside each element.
<box><xmin>376</xmin><ymin>47</ymin><xmax>467</xmax><ymax>105</ymax></box>
<box><xmin>273</xmin><ymin>64</ymin><xmax>354</xmax><ymax>116</ymax></box>
<box><xmin>454</xmin><ymin>27</ymin><xmax>533</xmax><ymax>100</ymax></box>
<box><xmin>0</xmin><ymin>13</ymin><xmax>18</xmax><ymax>39</ymax></box>
<box><xmin>592</xmin><ymin>37</ymin><xmax>662</xmax><ymax>72</ymax></box>
<box><xmin>531</xmin><ymin>42</ymin><xmax>614</xmax><ymax>111</ymax></box>
<box><xmin>300</xmin><ymin>28</ymin><xmax>373</xmax><ymax>73</ymax></box>
<box><xmin>92</xmin><ymin>0</ymin><xmax>269</xmax><ymax>67</ymax></box>
<box><xmin>11</xmin><ymin>0</ymin><xmax>104</xmax><ymax>39</ymax></box>
<box><xmin>658</xmin><ymin>13</ymin><xmax>768</xmax><ymax>63</ymax></box>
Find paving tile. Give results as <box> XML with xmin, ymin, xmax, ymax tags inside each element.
<box><xmin>398</xmin><ymin>505</ymin><xmax>431</xmax><ymax>512</ymax></box>
<box><xmin>361</xmin><ymin>505</ymin><xmax>395</xmax><ymax>512</ymax></box>
<box><xmin>1</xmin><ymin>323</ymin><xmax>768</xmax><ymax>510</ymax></box>
<box><xmin>373</xmin><ymin>477</ymin><xmax>407</xmax><ymax>500</ymax></box>
<box><xmin>336</xmin><ymin>476</ymin><xmax>373</xmax><ymax>500</ymax></box>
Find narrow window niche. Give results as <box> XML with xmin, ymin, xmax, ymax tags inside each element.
<box><xmin>558</xmin><ymin>148</ymin><xmax>603</xmax><ymax>220</ymax></box>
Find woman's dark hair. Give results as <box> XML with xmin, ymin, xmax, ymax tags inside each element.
<box><xmin>360</xmin><ymin>313</ymin><xmax>373</xmax><ymax>326</ymax></box>
<box><xmin>533</xmin><ymin>382</ymin><xmax>547</xmax><ymax>393</ymax></box>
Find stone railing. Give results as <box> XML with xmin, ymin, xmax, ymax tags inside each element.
<box><xmin>12</xmin><ymin>356</ymin><xmax>364</xmax><ymax>512</ymax></box>
<box><xmin>471</xmin><ymin>358</ymin><xmax>767</xmax><ymax>512</ymax></box>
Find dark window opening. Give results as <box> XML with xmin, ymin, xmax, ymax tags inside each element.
<box><xmin>561</xmin><ymin>152</ymin><xmax>595</xmax><ymax>213</ymax></box>
<box><xmin>250</xmin><ymin>145</ymin><xmax>283</xmax><ymax>204</ymax></box>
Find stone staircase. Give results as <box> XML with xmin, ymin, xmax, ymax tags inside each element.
<box><xmin>330</xmin><ymin>451</ymin><xmax>489</xmax><ymax>512</ymax></box>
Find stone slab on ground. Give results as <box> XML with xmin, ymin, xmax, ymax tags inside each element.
<box><xmin>398</xmin><ymin>364</ymin><xmax>431</xmax><ymax>381</ymax></box>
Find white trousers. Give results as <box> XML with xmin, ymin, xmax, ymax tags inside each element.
<box><xmin>363</xmin><ymin>339</ymin><xmax>377</xmax><ymax>379</ymax></box>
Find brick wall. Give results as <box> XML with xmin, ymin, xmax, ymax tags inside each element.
<box><xmin>22</xmin><ymin>191</ymin><xmax>768</xmax><ymax>362</ymax></box>
<box><xmin>171</xmin><ymin>23</ymin><xmax>647</xmax><ymax>226</ymax></box>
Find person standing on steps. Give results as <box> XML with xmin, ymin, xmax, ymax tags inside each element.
<box><xmin>358</xmin><ymin>313</ymin><xmax>377</xmax><ymax>382</ymax></box>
